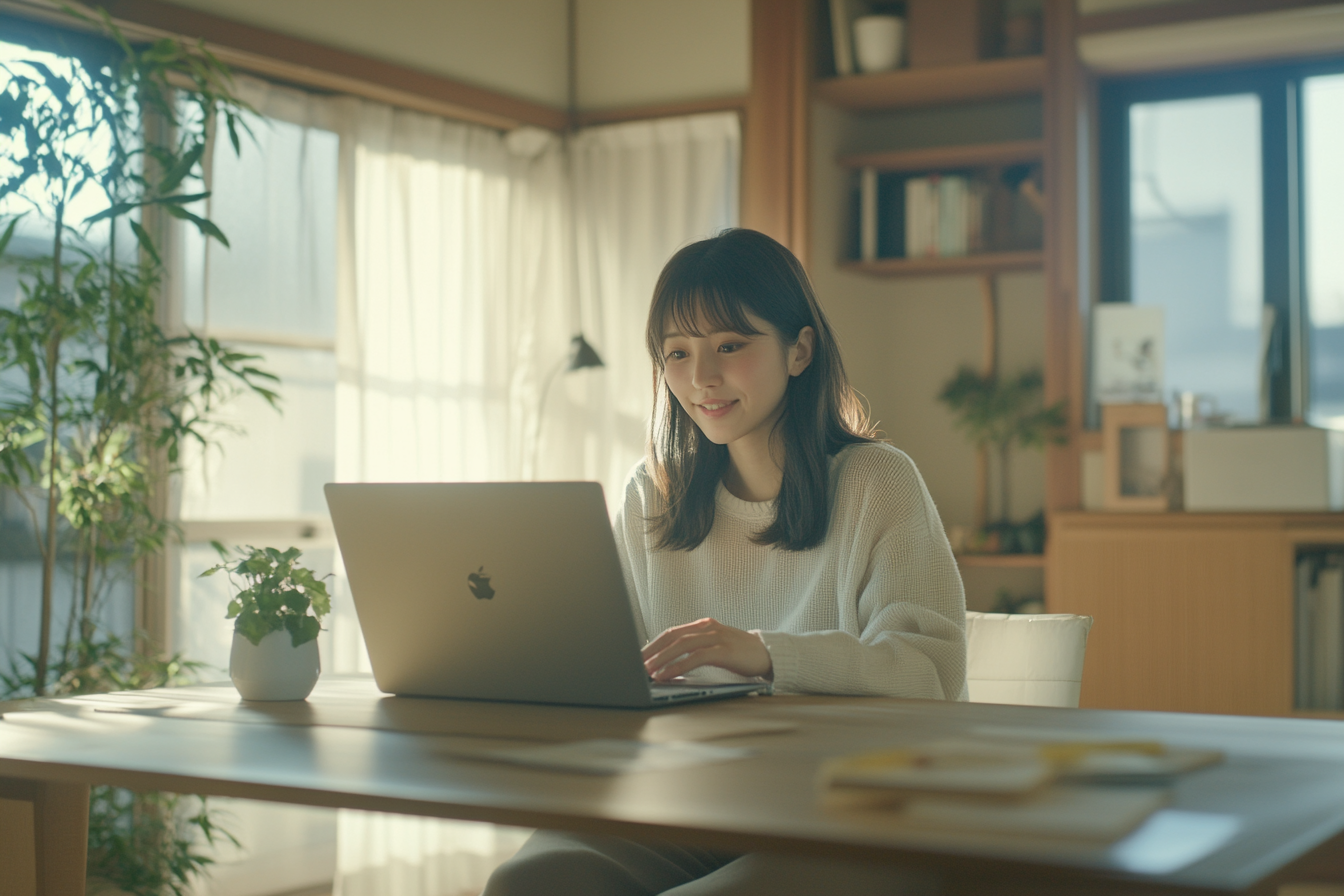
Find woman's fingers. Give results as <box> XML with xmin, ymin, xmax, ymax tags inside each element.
<box><xmin>642</xmin><ymin>617</ymin><xmax>772</xmax><ymax>681</ymax></box>
<box><xmin>642</xmin><ymin>618</ymin><xmax>716</xmax><ymax>660</ymax></box>
<box><xmin>643</xmin><ymin>631</ymin><xmax>723</xmax><ymax>676</ymax></box>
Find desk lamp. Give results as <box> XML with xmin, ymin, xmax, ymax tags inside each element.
<box><xmin>532</xmin><ymin>334</ymin><xmax>605</xmax><ymax>477</ymax></box>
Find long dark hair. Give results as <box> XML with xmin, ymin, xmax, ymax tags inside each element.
<box><xmin>644</xmin><ymin>229</ymin><xmax>877</xmax><ymax>552</ymax></box>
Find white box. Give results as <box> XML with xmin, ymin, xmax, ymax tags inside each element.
<box><xmin>1184</xmin><ymin>426</ymin><xmax>1344</xmax><ymax>511</ymax></box>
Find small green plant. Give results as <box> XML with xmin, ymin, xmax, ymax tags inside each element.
<box><xmin>938</xmin><ymin>367</ymin><xmax>1067</xmax><ymax>542</ymax></box>
<box><xmin>201</xmin><ymin>545</ymin><xmax>331</xmax><ymax>647</ymax></box>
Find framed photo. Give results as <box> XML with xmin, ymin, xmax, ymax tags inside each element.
<box><xmin>1093</xmin><ymin>304</ymin><xmax>1164</xmax><ymax>405</ymax></box>
<box><xmin>1103</xmin><ymin>403</ymin><xmax>1169</xmax><ymax>511</ymax></box>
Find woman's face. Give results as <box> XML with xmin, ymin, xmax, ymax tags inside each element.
<box><xmin>659</xmin><ymin>311</ymin><xmax>813</xmax><ymax>451</ymax></box>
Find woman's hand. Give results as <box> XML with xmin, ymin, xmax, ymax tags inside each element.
<box><xmin>642</xmin><ymin>617</ymin><xmax>773</xmax><ymax>682</ymax></box>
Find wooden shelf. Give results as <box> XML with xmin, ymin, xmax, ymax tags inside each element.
<box><xmin>841</xmin><ymin>250</ymin><xmax>1043</xmax><ymax>278</ymax></box>
<box><xmin>815</xmin><ymin>56</ymin><xmax>1046</xmax><ymax>112</ymax></box>
<box><xmin>956</xmin><ymin>553</ymin><xmax>1046</xmax><ymax>568</ymax></box>
<box><xmin>839</xmin><ymin>140</ymin><xmax>1044</xmax><ymax>172</ymax></box>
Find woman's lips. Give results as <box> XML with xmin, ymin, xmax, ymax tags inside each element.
<box><xmin>697</xmin><ymin>399</ymin><xmax>738</xmax><ymax>419</ymax></box>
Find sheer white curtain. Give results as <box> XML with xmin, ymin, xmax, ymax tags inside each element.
<box><xmin>329</xmin><ymin>110</ymin><xmax>740</xmax><ymax>896</ymax></box>
<box><xmin>329</xmin><ymin>101</ymin><xmax>569</xmax><ymax>896</ymax></box>
<box><xmin>563</xmin><ymin>111</ymin><xmax>741</xmax><ymax>500</ymax></box>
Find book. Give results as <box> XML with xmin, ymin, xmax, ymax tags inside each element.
<box><xmin>1297</xmin><ymin>553</ymin><xmax>1317</xmax><ymax>709</ymax></box>
<box><xmin>937</xmin><ymin>176</ymin><xmax>968</xmax><ymax>257</ymax></box>
<box><xmin>860</xmin><ymin>166</ymin><xmax>878</xmax><ymax>261</ymax></box>
<box><xmin>819</xmin><ymin>738</ymin><xmax>1222</xmax><ymax>798</ymax></box>
<box><xmin>904</xmin><ymin>176</ymin><xmax>937</xmax><ymax>258</ymax></box>
<box><xmin>1315</xmin><ymin>563</ymin><xmax>1344</xmax><ymax>710</ymax></box>
<box><xmin>829</xmin><ymin>0</ymin><xmax>855</xmax><ymax>76</ymax></box>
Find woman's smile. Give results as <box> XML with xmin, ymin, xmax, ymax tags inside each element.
<box><xmin>697</xmin><ymin>398</ymin><xmax>738</xmax><ymax>418</ymax></box>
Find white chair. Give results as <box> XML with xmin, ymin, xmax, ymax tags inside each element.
<box><xmin>965</xmin><ymin>611</ymin><xmax>1094</xmax><ymax>708</ymax></box>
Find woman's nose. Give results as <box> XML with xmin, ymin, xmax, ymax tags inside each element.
<box><xmin>691</xmin><ymin>353</ymin><xmax>722</xmax><ymax>389</ymax></box>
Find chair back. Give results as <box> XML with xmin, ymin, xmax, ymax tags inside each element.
<box><xmin>965</xmin><ymin>611</ymin><xmax>1094</xmax><ymax>708</ymax></box>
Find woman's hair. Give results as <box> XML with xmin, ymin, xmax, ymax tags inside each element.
<box><xmin>644</xmin><ymin>228</ymin><xmax>877</xmax><ymax>552</ymax></box>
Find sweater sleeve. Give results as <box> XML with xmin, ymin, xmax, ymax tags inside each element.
<box><xmin>756</xmin><ymin>448</ymin><xmax>967</xmax><ymax>700</ymax></box>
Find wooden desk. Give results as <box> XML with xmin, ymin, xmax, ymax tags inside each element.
<box><xmin>4</xmin><ymin>676</ymin><xmax>1344</xmax><ymax>896</ymax></box>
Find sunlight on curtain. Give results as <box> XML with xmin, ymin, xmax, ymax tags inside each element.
<box><xmin>329</xmin><ymin>101</ymin><xmax>568</xmax><ymax>896</ymax></box>
<box><xmin>567</xmin><ymin>112</ymin><xmax>741</xmax><ymax>501</ymax></box>
<box><xmin>333</xmin><ymin>105</ymin><xmax>571</xmax><ymax>485</ymax></box>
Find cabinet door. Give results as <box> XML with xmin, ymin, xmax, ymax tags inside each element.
<box><xmin>1048</xmin><ymin>519</ymin><xmax>1292</xmax><ymax>716</ymax></box>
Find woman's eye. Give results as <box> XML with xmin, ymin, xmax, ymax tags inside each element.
<box><xmin>666</xmin><ymin>349</ymin><xmax>686</xmax><ymax>361</ymax></box>
<box><xmin>718</xmin><ymin>342</ymin><xmax>743</xmax><ymax>354</ymax></box>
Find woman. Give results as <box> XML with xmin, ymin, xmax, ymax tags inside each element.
<box><xmin>485</xmin><ymin>228</ymin><xmax>965</xmax><ymax>895</ymax></box>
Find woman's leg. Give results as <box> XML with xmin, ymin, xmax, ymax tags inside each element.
<box><xmin>482</xmin><ymin>830</ymin><xmax>738</xmax><ymax>896</ymax></box>
<box><xmin>659</xmin><ymin>852</ymin><xmax>937</xmax><ymax>896</ymax></box>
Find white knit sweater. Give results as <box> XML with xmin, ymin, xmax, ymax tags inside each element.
<box><xmin>613</xmin><ymin>442</ymin><xmax>967</xmax><ymax>700</ymax></box>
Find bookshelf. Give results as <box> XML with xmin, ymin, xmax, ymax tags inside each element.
<box><xmin>815</xmin><ymin>55</ymin><xmax>1046</xmax><ymax>110</ymax></box>
<box><xmin>839</xmin><ymin>140</ymin><xmax>1045</xmax><ymax>174</ymax></box>
<box><xmin>812</xmin><ymin>1</ymin><xmax>1053</xmax><ymax>616</ymax></box>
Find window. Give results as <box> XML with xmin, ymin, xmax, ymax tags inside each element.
<box><xmin>171</xmin><ymin>83</ymin><xmax>344</xmax><ymax>676</ymax></box>
<box><xmin>1100</xmin><ymin>58</ymin><xmax>1344</xmax><ymax>426</ymax></box>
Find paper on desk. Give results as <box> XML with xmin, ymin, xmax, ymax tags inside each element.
<box><xmin>442</xmin><ymin>738</ymin><xmax>753</xmax><ymax>774</ymax></box>
<box><xmin>901</xmin><ymin>785</ymin><xmax>1170</xmax><ymax>841</ymax></box>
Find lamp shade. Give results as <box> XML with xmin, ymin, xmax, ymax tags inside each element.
<box><xmin>566</xmin><ymin>334</ymin><xmax>605</xmax><ymax>371</ymax></box>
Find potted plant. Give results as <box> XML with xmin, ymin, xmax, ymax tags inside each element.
<box><xmin>938</xmin><ymin>367</ymin><xmax>1066</xmax><ymax>553</ymax></box>
<box><xmin>202</xmin><ymin>545</ymin><xmax>331</xmax><ymax>701</ymax></box>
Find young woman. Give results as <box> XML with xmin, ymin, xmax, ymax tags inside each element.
<box><xmin>484</xmin><ymin>228</ymin><xmax>966</xmax><ymax>896</ymax></box>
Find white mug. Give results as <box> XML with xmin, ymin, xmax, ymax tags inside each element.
<box><xmin>853</xmin><ymin>15</ymin><xmax>905</xmax><ymax>73</ymax></box>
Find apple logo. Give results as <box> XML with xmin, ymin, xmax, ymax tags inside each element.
<box><xmin>467</xmin><ymin>566</ymin><xmax>495</xmax><ymax>600</ymax></box>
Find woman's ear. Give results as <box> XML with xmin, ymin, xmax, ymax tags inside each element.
<box><xmin>788</xmin><ymin>326</ymin><xmax>816</xmax><ymax>377</ymax></box>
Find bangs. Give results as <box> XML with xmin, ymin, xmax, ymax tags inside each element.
<box><xmin>648</xmin><ymin>282</ymin><xmax>764</xmax><ymax>364</ymax></box>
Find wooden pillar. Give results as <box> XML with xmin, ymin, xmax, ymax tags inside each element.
<box><xmin>743</xmin><ymin>0</ymin><xmax>811</xmax><ymax>266</ymax></box>
<box><xmin>0</xmin><ymin>777</ymin><xmax>89</xmax><ymax>896</ymax></box>
<box><xmin>1043</xmin><ymin>0</ymin><xmax>1083</xmax><ymax>512</ymax></box>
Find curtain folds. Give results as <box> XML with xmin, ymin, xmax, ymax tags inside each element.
<box><xmin>330</xmin><ymin>107</ymin><xmax>740</xmax><ymax>896</ymax></box>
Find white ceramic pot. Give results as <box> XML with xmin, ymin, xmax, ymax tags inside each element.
<box><xmin>229</xmin><ymin>629</ymin><xmax>320</xmax><ymax>701</ymax></box>
<box><xmin>853</xmin><ymin>15</ymin><xmax>905</xmax><ymax>73</ymax></box>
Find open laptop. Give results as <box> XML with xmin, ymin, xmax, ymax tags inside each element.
<box><xmin>324</xmin><ymin>482</ymin><xmax>771</xmax><ymax>708</ymax></box>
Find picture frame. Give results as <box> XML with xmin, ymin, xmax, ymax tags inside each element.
<box><xmin>1102</xmin><ymin>403</ymin><xmax>1169</xmax><ymax>512</ymax></box>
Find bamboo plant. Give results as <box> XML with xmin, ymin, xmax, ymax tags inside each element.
<box><xmin>0</xmin><ymin>9</ymin><xmax>276</xmax><ymax>696</ymax></box>
<box><xmin>0</xmin><ymin>11</ymin><xmax>277</xmax><ymax>895</ymax></box>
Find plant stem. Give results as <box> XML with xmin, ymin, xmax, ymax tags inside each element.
<box><xmin>997</xmin><ymin>440</ymin><xmax>1012</xmax><ymax>527</ymax></box>
<box><xmin>35</xmin><ymin>200</ymin><xmax>65</xmax><ymax>697</ymax></box>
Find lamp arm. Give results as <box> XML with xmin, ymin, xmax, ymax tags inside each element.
<box><xmin>531</xmin><ymin>357</ymin><xmax>568</xmax><ymax>480</ymax></box>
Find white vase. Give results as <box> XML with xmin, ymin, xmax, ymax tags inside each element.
<box><xmin>229</xmin><ymin>629</ymin><xmax>320</xmax><ymax>701</ymax></box>
<box><xmin>853</xmin><ymin>15</ymin><xmax>905</xmax><ymax>73</ymax></box>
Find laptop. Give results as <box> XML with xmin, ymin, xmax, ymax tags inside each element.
<box><xmin>324</xmin><ymin>482</ymin><xmax>771</xmax><ymax>708</ymax></box>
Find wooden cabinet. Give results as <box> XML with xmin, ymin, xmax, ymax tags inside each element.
<box><xmin>1048</xmin><ymin>512</ymin><xmax>1344</xmax><ymax>717</ymax></box>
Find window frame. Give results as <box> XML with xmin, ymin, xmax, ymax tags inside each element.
<box><xmin>1099</xmin><ymin>56</ymin><xmax>1344</xmax><ymax>423</ymax></box>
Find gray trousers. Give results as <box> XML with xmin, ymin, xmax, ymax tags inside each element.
<box><xmin>481</xmin><ymin>830</ymin><xmax>934</xmax><ymax>896</ymax></box>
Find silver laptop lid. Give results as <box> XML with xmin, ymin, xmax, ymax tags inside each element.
<box><xmin>325</xmin><ymin>482</ymin><xmax>653</xmax><ymax>707</ymax></box>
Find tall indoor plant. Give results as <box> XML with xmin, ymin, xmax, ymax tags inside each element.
<box><xmin>0</xmin><ymin>8</ymin><xmax>275</xmax><ymax>693</ymax></box>
<box><xmin>0</xmin><ymin>8</ymin><xmax>276</xmax><ymax>893</ymax></box>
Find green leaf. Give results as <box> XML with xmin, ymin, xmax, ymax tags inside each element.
<box><xmin>161</xmin><ymin>203</ymin><xmax>230</xmax><ymax>248</ymax></box>
<box><xmin>285</xmin><ymin>614</ymin><xmax>320</xmax><ymax>647</ymax></box>
<box><xmin>0</xmin><ymin>216</ymin><xmax>21</xmax><ymax>258</ymax></box>
<box><xmin>128</xmin><ymin>219</ymin><xmax>162</xmax><ymax>266</ymax></box>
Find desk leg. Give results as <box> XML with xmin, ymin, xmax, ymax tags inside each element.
<box><xmin>0</xmin><ymin>777</ymin><xmax>89</xmax><ymax>896</ymax></box>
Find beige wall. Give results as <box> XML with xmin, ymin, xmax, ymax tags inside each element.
<box><xmin>576</xmin><ymin>0</ymin><xmax>749</xmax><ymax>110</ymax></box>
<box><xmin>158</xmin><ymin>0</ymin><xmax>749</xmax><ymax>113</ymax></box>
<box><xmin>158</xmin><ymin>0</ymin><xmax>571</xmax><ymax>107</ymax></box>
